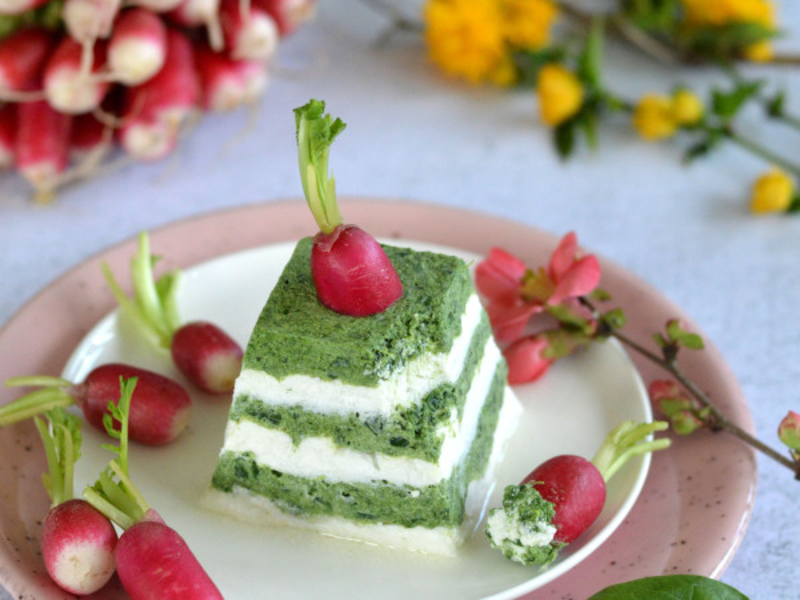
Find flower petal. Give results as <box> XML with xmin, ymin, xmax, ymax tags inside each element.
<box><xmin>548</xmin><ymin>231</ymin><xmax>578</xmax><ymax>282</ymax></box>
<box><xmin>548</xmin><ymin>255</ymin><xmax>601</xmax><ymax>305</ymax></box>
<box><xmin>475</xmin><ymin>247</ymin><xmax>528</xmax><ymax>300</ymax></box>
<box><xmin>503</xmin><ymin>335</ymin><xmax>552</xmax><ymax>384</ymax></box>
<box><xmin>486</xmin><ymin>300</ymin><xmax>542</xmax><ymax>343</ymax></box>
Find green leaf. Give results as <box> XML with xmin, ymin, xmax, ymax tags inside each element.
<box><xmin>601</xmin><ymin>308</ymin><xmax>626</xmax><ymax>330</ymax></box>
<box><xmin>765</xmin><ymin>90</ymin><xmax>785</xmax><ymax>118</ymax></box>
<box><xmin>711</xmin><ymin>81</ymin><xmax>761</xmax><ymax>120</ymax></box>
<box><xmin>578</xmin><ymin>17</ymin><xmax>605</xmax><ymax>91</ymax></box>
<box><xmin>588</xmin><ymin>574</ymin><xmax>749</xmax><ymax>599</ymax></box>
<box><xmin>294</xmin><ymin>99</ymin><xmax>347</xmax><ymax>234</ymax></box>
<box><xmin>553</xmin><ymin>121</ymin><xmax>576</xmax><ymax>159</ymax></box>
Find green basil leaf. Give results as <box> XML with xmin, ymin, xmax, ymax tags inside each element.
<box><xmin>588</xmin><ymin>575</ymin><xmax>749</xmax><ymax>599</ymax></box>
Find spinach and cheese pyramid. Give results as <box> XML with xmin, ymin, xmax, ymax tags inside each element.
<box><xmin>205</xmin><ymin>237</ymin><xmax>522</xmax><ymax>555</ymax></box>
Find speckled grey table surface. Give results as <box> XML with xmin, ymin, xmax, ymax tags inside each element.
<box><xmin>2</xmin><ymin>1</ymin><xmax>798</xmax><ymax>598</ymax></box>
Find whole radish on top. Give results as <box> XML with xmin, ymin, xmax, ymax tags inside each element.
<box><xmin>294</xmin><ymin>99</ymin><xmax>403</xmax><ymax>316</ymax></box>
<box><xmin>83</xmin><ymin>377</ymin><xmax>223</xmax><ymax>599</ymax></box>
<box><xmin>486</xmin><ymin>420</ymin><xmax>671</xmax><ymax>566</ymax></box>
<box><xmin>34</xmin><ymin>408</ymin><xmax>118</xmax><ymax>596</ymax></box>
<box><xmin>1</xmin><ymin>362</ymin><xmax>192</xmax><ymax>445</ymax></box>
<box><xmin>103</xmin><ymin>231</ymin><xmax>243</xmax><ymax>394</ymax></box>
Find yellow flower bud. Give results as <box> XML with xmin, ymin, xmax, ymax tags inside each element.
<box><xmin>633</xmin><ymin>95</ymin><xmax>677</xmax><ymax>141</ymax></box>
<box><xmin>536</xmin><ymin>64</ymin><xmax>584</xmax><ymax>127</ymax></box>
<box><xmin>742</xmin><ymin>40</ymin><xmax>774</xmax><ymax>62</ymax></box>
<box><xmin>671</xmin><ymin>89</ymin><xmax>704</xmax><ymax>126</ymax></box>
<box><xmin>500</xmin><ymin>0</ymin><xmax>559</xmax><ymax>50</ymax></box>
<box><xmin>750</xmin><ymin>169</ymin><xmax>795</xmax><ymax>214</ymax></box>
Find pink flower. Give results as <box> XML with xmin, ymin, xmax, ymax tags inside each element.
<box><xmin>475</xmin><ymin>232</ymin><xmax>601</xmax><ymax>343</ymax></box>
<box><xmin>778</xmin><ymin>411</ymin><xmax>800</xmax><ymax>451</ymax></box>
<box><xmin>503</xmin><ymin>334</ymin><xmax>553</xmax><ymax>384</ymax></box>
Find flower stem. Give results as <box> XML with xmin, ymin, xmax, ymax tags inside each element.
<box><xmin>609</xmin><ymin>327</ymin><xmax>799</xmax><ymax>475</ymax></box>
<box><xmin>725</xmin><ymin>129</ymin><xmax>800</xmax><ymax>178</ymax></box>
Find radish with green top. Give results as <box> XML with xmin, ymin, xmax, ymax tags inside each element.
<box><xmin>103</xmin><ymin>231</ymin><xmax>244</xmax><ymax>393</ymax></box>
<box><xmin>43</xmin><ymin>37</ymin><xmax>110</xmax><ymax>114</ymax></box>
<box><xmin>486</xmin><ymin>420</ymin><xmax>671</xmax><ymax>565</ymax></box>
<box><xmin>1</xmin><ymin>362</ymin><xmax>192</xmax><ymax>445</ymax></box>
<box><xmin>219</xmin><ymin>0</ymin><xmax>279</xmax><ymax>61</ymax></box>
<box><xmin>294</xmin><ymin>99</ymin><xmax>403</xmax><ymax>316</ymax></box>
<box><xmin>84</xmin><ymin>377</ymin><xmax>224</xmax><ymax>599</ymax></box>
<box><xmin>194</xmin><ymin>42</ymin><xmax>268</xmax><ymax>111</ymax></box>
<box><xmin>35</xmin><ymin>408</ymin><xmax>118</xmax><ymax>595</ymax></box>
<box><xmin>107</xmin><ymin>7</ymin><xmax>168</xmax><ymax>85</ymax></box>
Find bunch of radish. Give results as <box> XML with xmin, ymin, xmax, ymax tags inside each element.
<box><xmin>486</xmin><ymin>420</ymin><xmax>671</xmax><ymax>566</ymax></box>
<box><xmin>0</xmin><ymin>0</ymin><xmax>315</xmax><ymax>201</ymax></box>
<box><xmin>294</xmin><ymin>99</ymin><xmax>404</xmax><ymax>316</ymax></box>
<box><xmin>103</xmin><ymin>231</ymin><xmax>244</xmax><ymax>394</ymax></box>
<box><xmin>1</xmin><ymin>362</ymin><xmax>192</xmax><ymax>445</ymax></box>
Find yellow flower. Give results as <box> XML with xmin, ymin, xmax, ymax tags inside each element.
<box><xmin>750</xmin><ymin>169</ymin><xmax>795</xmax><ymax>213</ymax></box>
<box><xmin>742</xmin><ymin>40</ymin><xmax>774</xmax><ymax>61</ymax></box>
<box><xmin>500</xmin><ymin>0</ymin><xmax>559</xmax><ymax>49</ymax></box>
<box><xmin>536</xmin><ymin>64</ymin><xmax>584</xmax><ymax>127</ymax></box>
<box><xmin>423</xmin><ymin>0</ymin><xmax>508</xmax><ymax>84</ymax></box>
<box><xmin>681</xmin><ymin>0</ymin><xmax>775</xmax><ymax>28</ymax></box>
<box><xmin>671</xmin><ymin>89</ymin><xmax>704</xmax><ymax>126</ymax></box>
<box><xmin>633</xmin><ymin>94</ymin><xmax>677</xmax><ymax>141</ymax></box>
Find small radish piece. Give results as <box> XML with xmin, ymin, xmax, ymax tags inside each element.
<box><xmin>0</xmin><ymin>27</ymin><xmax>55</xmax><ymax>95</ymax></box>
<box><xmin>15</xmin><ymin>99</ymin><xmax>72</xmax><ymax>201</ymax></box>
<box><xmin>119</xmin><ymin>27</ymin><xmax>199</xmax><ymax>160</ymax></box>
<box><xmin>103</xmin><ymin>231</ymin><xmax>243</xmax><ymax>393</ymax></box>
<box><xmin>294</xmin><ymin>99</ymin><xmax>403</xmax><ymax>316</ymax></box>
<box><xmin>194</xmin><ymin>43</ymin><xmax>267</xmax><ymax>111</ymax></box>
<box><xmin>83</xmin><ymin>378</ymin><xmax>224</xmax><ymax>599</ymax></box>
<box><xmin>115</xmin><ymin>520</ymin><xmax>223</xmax><ymax>599</ymax></box>
<box><xmin>220</xmin><ymin>0</ymin><xmax>279</xmax><ymax>61</ymax></box>
<box><xmin>2</xmin><ymin>363</ymin><xmax>192</xmax><ymax>446</ymax></box>
<box><xmin>171</xmin><ymin>321</ymin><xmax>244</xmax><ymax>394</ymax></box>
<box><xmin>63</xmin><ymin>0</ymin><xmax>122</xmax><ymax>43</ymax></box>
<box><xmin>486</xmin><ymin>421</ymin><xmax>671</xmax><ymax>565</ymax></box>
<box><xmin>33</xmin><ymin>409</ymin><xmax>118</xmax><ymax>595</ymax></box>
<box><xmin>43</xmin><ymin>37</ymin><xmax>110</xmax><ymax>114</ymax></box>
<box><xmin>0</xmin><ymin>0</ymin><xmax>50</xmax><ymax>15</ymax></box>
<box><xmin>254</xmin><ymin>0</ymin><xmax>315</xmax><ymax>37</ymax></box>
<box><xmin>167</xmin><ymin>0</ymin><xmax>223</xmax><ymax>51</ymax></box>
<box><xmin>42</xmin><ymin>499</ymin><xmax>118</xmax><ymax>595</ymax></box>
<box><xmin>0</xmin><ymin>103</ymin><xmax>15</xmax><ymax>169</ymax></box>
<box><xmin>108</xmin><ymin>7</ymin><xmax>168</xmax><ymax>85</ymax></box>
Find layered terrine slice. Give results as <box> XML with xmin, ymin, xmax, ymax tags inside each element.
<box><xmin>205</xmin><ymin>238</ymin><xmax>522</xmax><ymax>555</ymax></box>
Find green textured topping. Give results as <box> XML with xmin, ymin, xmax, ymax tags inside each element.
<box><xmin>211</xmin><ymin>363</ymin><xmax>507</xmax><ymax>529</ymax></box>
<box><xmin>242</xmin><ymin>238</ymin><xmax>474</xmax><ymax>386</ymax></box>
<box><xmin>231</xmin><ymin>314</ymin><xmax>491</xmax><ymax>463</ymax></box>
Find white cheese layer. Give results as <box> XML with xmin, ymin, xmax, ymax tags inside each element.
<box><xmin>232</xmin><ymin>294</ymin><xmax>483</xmax><ymax>418</ymax></box>
<box><xmin>202</xmin><ymin>387</ymin><xmax>524</xmax><ymax>556</ymax></box>
<box><xmin>219</xmin><ymin>338</ymin><xmax>502</xmax><ymax>487</ymax></box>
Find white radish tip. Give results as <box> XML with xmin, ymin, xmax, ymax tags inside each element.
<box><xmin>232</xmin><ymin>13</ymin><xmax>279</xmax><ymax>61</ymax></box>
<box><xmin>49</xmin><ymin>541</ymin><xmax>116</xmax><ymax>595</ymax></box>
<box><xmin>109</xmin><ymin>39</ymin><xmax>166</xmax><ymax>85</ymax></box>
<box><xmin>45</xmin><ymin>70</ymin><xmax>105</xmax><ymax>115</ymax></box>
<box><xmin>121</xmin><ymin>121</ymin><xmax>179</xmax><ymax>161</ymax></box>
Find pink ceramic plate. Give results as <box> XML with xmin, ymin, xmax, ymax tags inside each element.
<box><xmin>0</xmin><ymin>199</ymin><xmax>756</xmax><ymax>599</ymax></box>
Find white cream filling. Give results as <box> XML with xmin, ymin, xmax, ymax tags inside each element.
<box><xmin>232</xmin><ymin>295</ymin><xmax>483</xmax><ymax>418</ymax></box>
<box><xmin>202</xmin><ymin>387</ymin><xmax>524</xmax><ymax>556</ymax></box>
<box><xmin>219</xmin><ymin>338</ymin><xmax>501</xmax><ymax>487</ymax></box>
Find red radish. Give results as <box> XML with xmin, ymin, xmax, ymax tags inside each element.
<box><xmin>43</xmin><ymin>37</ymin><xmax>110</xmax><ymax>114</ymax></box>
<box><xmin>486</xmin><ymin>421</ymin><xmax>671</xmax><ymax>565</ymax></box>
<box><xmin>103</xmin><ymin>231</ymin><xmax>244</xmax><ymax>393</ymax></box>
<box><xmin>119</xmin><ymin>27</ymin><xmax>199</xmax><ymax>160</ymax></box>
<box><xmin>254</xmin><ymin>0</ymin><xmax>315</xmax><ymax>37</ymax></box>
<box><xmin>220</xmin><ymin>0</ymin><xmax>279</xmax><ymax>61</ymax></box>
<box><xmin>1</xmin><ymin>363</ymin><xmax>192</xmax><ymax>445</ymax></box>
<box><xmin>0</xmin><ymin>0</ymin><xmax>50</xmax><ymax>15</ymax></box>
<box><xmin>194</xmin><ymin>43</ymin><xmax>268</xmax><ymax>111</ymax></box>
<box><xmin>83</xmin><ymin>378</ymin><xmax>223</xmax><ymax>599</ymax></box>
<box><xmin>167</xmin><ymin>0</ymin><xmax>223</xmax><ymax>51</ymax></box>
<box><xmin>0</xmin><ymin>103</ymin><xmax>14</xmax><ymax>169</ymax></box>
<box><xmin>108</xmin><ymin>7</ymin><xmax>168</xmax><ymax>85</ymax></box>
<box><xmin>42</xmin><ymin>499</ymin><xmax>118</xmax><ymax>595</ymax></box>
<box><xmin>294</xmin><ymin>99</ymin><xmax>403</xmax><ymax>316</ymax></box>
<box><xmin>63</xmin><ymin>0</ymin><xmax>122</xmax><ymax>43</ymax></box>
<box><xmin>69</xmin><ymin>111</ymin><xmax>112</xmax><ymax>159</ymax></box>
<box><xmin>15</xmin><ymin>99</ymin><xmax>72</xmax><ymax>201</ymax></box>
<box><xmin>0</xmin><ymin>28</ymin><xmax>55</xmax><ymax>95</ymax></box>
<box><xmin>115</xmin><ymin>520</ymin><xmax>223</xmax><ymax>599</ymax></box>
<box><xmin>33</xmin><ymin>409</ymin><xmax>118</xmax><ymax>595</ymax></box>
